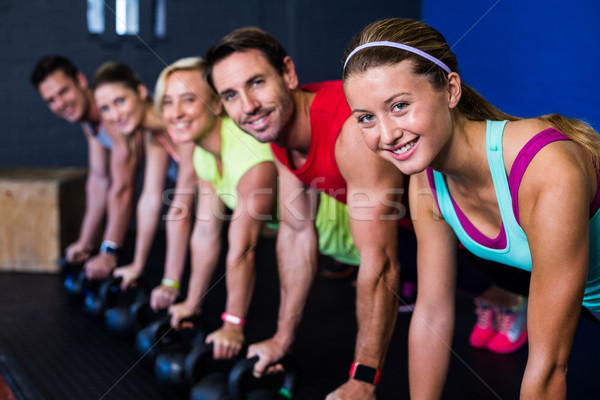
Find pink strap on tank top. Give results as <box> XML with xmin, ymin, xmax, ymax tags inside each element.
<box><xmin>508</xmin><ymin>127</ymin><xmax>600</xmax><ymax>224</ymax></box>
<box><xmin>156</xmin><ymin>132</ymin><xmax>180</xmax><ymax>163</ymax></box>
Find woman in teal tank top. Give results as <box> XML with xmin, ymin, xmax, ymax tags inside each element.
<box><xmin>342</xmin><ymin>18</ymin><xmax>600</xmax><ymax>400</ymax></box>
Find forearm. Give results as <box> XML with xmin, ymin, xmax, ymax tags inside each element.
<box><xmin>129</xmin><ymin>192</ymin><xmax>163</xmax><ymax>272</ymax></box>
<box><xmin>521</xmin><ymin>361</ymin><xmax>567</xmax><ymax>400</ymax></box>
<box><xmin>224</xmin><ymin>246</ymin><xmax>256</xmax><ymax>320</ymax></box>
<box><xmin>408</xmin><ymin>303</ymin><xmax>455</xmax><ymax>400</ymax></box>
<box><xmin>183</xmin><ymin>234</ymin><xmax>222</xmax><ymax>312</ymax></box>
<box><xmin>78</xmin><ymin>173</ymin><xmax>109</xmax><ymax>247</ymax></box>
<box><xmin>519</xmin><ymin>296</ymin><xmax>576</xmax><ymax>400</ymax></box>
<box><xmin>519</xmin><ymin>283</ymin><xmax>577</xmax><ymax>400</ymax></box>
<box><xmin>273</xmin><ymin>226</ymin><xmax>318</xmax><ymax>349</ymax></box>
<box><xmin>354</xmin><ymin>256</ymin><xmax>400</xmax><ymax>368</ymax></box>
<box><xmin>163</xmin><ymin>207</ymin><xmax>193</xmax><ymax>282</ymax></box>
<box><xmin>104</xmin><ymin>182</ymin><xmax>135</xmax><ymax>246</ymax></box>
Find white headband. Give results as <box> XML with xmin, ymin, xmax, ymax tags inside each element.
<box><xmin>344</xmin><ymin>40</ymin><xmax>451</xmax><ymax>74</ymax></box>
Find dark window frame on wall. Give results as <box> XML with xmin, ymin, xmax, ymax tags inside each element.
<box><xmin>86</xmin><ymin>0</ymin><xmax>166</xmax><ymax>46</ymax></box>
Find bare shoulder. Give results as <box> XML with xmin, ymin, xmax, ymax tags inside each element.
<box><xmin>145</xmin><ymin>106</ymin><xmax>165</xmax><ymax>132</ymax></box>
<box><xmin>176</xmin><ymin>140</ymin><xmax>197</xmax><ymax>163</ymax></box>
<box><xmin>335</xmin><ymin>117</ymin><xmax>371</xmax><ymax>158</ymax></box>
<box><xmin>80</xmin><ymin>122</ymin><xmax>94</xmax><ymax>139</ymax></box>
<box><xmin>507</xmin><ymin>118</ymin><xmax>553</xmax><ymax>136</ymax></box>
<box><xmin>409</xmin><ymin>170</ymin><xmax>439</xmax><ymax>220</ymax></box>
<box><xmin>411</xmin><ymin>169</ymin><xmax>432</xmax><ymax>192</ymax></box>
<box><xmin>505</xmin><ymin>117</ymin><xmax>587</xmax><ymax>170</ymax></box>
<box><xmin>101</xmin><ymin>121</ymin><xmax>122</xmax><ymax>141</ymax></box>
<box><xmin>503</xmin><ymin>118</ymin><xmax>552</xmax><ymax>148</ymax></box>
<box><xmin>502</xmin><ymin>118</ymin><xmax>560</xmax><ymax>170</ymax></box>
<box><xmin>514</xmin><ymin>118</ymin><xmax>594</xmax><ymax>212</ymax></box>
<box><xmin>236</xmin><ymin>161</ymin><xmax>276</xmax><ymax>196</ymax></box>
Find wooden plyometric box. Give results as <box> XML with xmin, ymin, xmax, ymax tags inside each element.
<box><xmin>0</xmin><ymin>168</ymin><xmax>88</xmax><ymax>273</ymax></box>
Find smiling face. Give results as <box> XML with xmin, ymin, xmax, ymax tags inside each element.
<box><xmin>93</xmin><ymin>82</ymin><xmax>146</xmax><ymax>136</ymax></box>
<box><xmin>161</xmin><ymin>69</ymin><xmax>221</xmax><ymax>144</ymax></box>
<box><xmin>38</xmin><ymin>70</ymin><xmax>89</xmax><ymax>123</ymax></box>
<box><xmin>210</xmin><ymin>49</ymin><xmax>296</xmax><ymax>144</ymax></box>
<box><xmin>344</xmin><ymin>61</ymin><xmax>459</xmax><ymax>175</ymax></box>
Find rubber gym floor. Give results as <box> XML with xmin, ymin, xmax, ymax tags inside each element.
<box><xmin>0</xmin><ymin>227</ymin><xmax>599</xmax><ymax>400</ymax></box>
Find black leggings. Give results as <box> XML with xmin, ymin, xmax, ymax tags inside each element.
<box><xmin>582</xmin><ymin>307</ymin><xmax>600</xmax><ymax>323</ymax></box>
<box><xmin>397</xmin><ymin>225</ymin><xmax>599</xmax><ymax>321</ymax></box>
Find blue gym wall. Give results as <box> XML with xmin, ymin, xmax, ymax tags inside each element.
<box><xmin>0</xmin><ymin>0</ymin><xmax>419</xmax><ymax>169</ymax></box>
<box><xmin>423</xmin><ymin>0</ymin><xmax>600</xmax><ymax>130</ymax></box>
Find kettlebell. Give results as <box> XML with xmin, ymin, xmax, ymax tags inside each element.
<box><xmin>187</xmin><ymin>342</ymin><xmax>246</xmax><ymax>400</ymax></box>
<box><xmin>228</xmin><ymin>355</ymin><xmax>298</xmax><ymax>400</ymax></box>
<box><xmin>104</xmin><ymin>284</ymin><xmax>148</xmax><ymax>337</ymax></box>
<box><xmin>186</xmin><ymin>342</ymin><xmax>244</xmax><ymax>386</ymax></box>
<box><xmin>60</xmin><ymin>257</ymin><xmax>82</xmax><ymax>277</ymax></box>
<box><xmin>190</xmin><ymin>372</ymin><xmax>229</xmax><ymax>400</ymax></box>
<box><xmin>153</xmin><ymin>315</ymin><xmax>207</xmax><ymax>392</ymax></box>
<box><xmin>83</xmin><ymin>275</ymin><xmax>121</xmax><ymax>319</ymax></box>
<box><xmin>135</xmin><ymin>313</ymin><xmax>205</xmax><ymax>367</ymax></box>
<box><xmin>63</xmin><ymin>266</ymin><xmax>88</xmax><ymax>300</ymax></box>
<box><xmin>134</xmin><ymin>314</ymin><xmax>172</xmax><ymax>366</ymax></box>
<box><xmin>129</xmin><ymin>296</ymin><xmax>160</xmax><ymax>334</ymax></box>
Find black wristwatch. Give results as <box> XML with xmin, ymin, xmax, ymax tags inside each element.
<box><xmin>349</xmin><ymin>362</ymin><xmax>381</xmax><ymax>384</ymax></box>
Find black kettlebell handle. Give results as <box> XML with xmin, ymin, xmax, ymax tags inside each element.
<box><xmin>64</xmin><ymin>268</ymin><xmax>87</xmax><ymax>297</ymax></box>
<box><xmin>76</xmin><ymin>269</ymin><xmax>92</xmax><ymax>291</ymax></box>
<box><xmin>146</xmin><ymin>314</ymin><xmax>173</xmax><ymax>345</ymax></box>
<box><xmin>145</xmin><ymin>313</ymin><xmax>205</xmax><ymax>344</ymax></box>
<box><xmin>228</xmin><ymin>355</ymin><xmax>297</xmax><ymax>400</ymax></box>
<box><xmin>60</xmin><ymin>257</ymin><xmax>83</xmax><ymax>275</ymax></box>
<box><xmin>97</xmin><ymin>276</ymin><xmax>124</xmax><ymax>310</ymax></box>
<box><xmin>134</xmin><ymin>313</ymin><xmax>172</xmax><ymax>361</ymax></box>
<box><xmin>184</xmin><ymin>342</ymin><xmax>215</xmax><ymax>385</ymax></box>
<box><xmin>185</xmin><ymin>340</ymin><xmax>249</xmax><ymax>386</ymax></box>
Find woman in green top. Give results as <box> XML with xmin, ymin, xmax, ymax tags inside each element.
<box><xmin>155</xmin><ymin>57</ymin><xmax>360</xmax><ymax>359</ymax></box>
<box><xmin>155</xmin><ymin>57</ymin><xmax>276</xmax><ymax>359</ymax></box>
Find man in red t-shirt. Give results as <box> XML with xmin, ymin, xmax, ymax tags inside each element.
<box><xmin>205</xmin><ymin>28</ymin><xmax>408</xmax><ymax>399</ymax></box>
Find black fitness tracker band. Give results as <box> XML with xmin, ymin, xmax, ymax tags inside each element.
<box><xmin>349</xmin><ymin>362</ymin><xmax>381</xmax><ymax>384</ymax></box>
